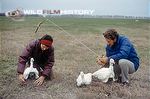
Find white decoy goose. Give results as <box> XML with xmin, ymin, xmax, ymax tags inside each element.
<box><xmin>76</xmin><ymin>71</ymin><xmax>92</xmax><ymax>87</ymax></box>
<box><xmin>92</xmin><ymin>58</ymin><xmax>115</xmax><ymax>83</ymax></box>
<box><xmin>23</xmin><ymin>58</ymin><xmax>39</xmax><ymax>79</ymax></box>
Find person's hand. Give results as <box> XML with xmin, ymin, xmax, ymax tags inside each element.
<box><xmin>18</xmin><ymin>74</ymin><xmax>26</xmax><ymax>85</ymax></box>
<box><xmin>34</xmin><ymin>76</ymin><xmax>45</xmax><ymax>86</ymax></box>
<box><xmin>96</xmin><ymin>56</ymin><xmax>103</xmax><ymax>65</ymax></box>
<box><xmin>96</xmin><ymin>55</ymin><xmax>108</xmax><ymax>65</ymax></box>
<box><xmin>99</xmin><ymin>57</ymin><xmax>108</xmax><ymax>65</ymax></box>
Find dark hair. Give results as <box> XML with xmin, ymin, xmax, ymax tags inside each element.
<box><xmin>103</xmin><ymin>29</ymin><xmax>119</xmax><ymax>40</ymax></box>
<box><xmin>40</xmin><ymin>34</ymin><xmax>53</xmax><ymax>42</ymax></box>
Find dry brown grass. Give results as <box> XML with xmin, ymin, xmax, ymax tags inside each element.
<box><xmin>0</xmin><ymin>17</ymin><xmax>150</xmax><ymax>99</ymax></box>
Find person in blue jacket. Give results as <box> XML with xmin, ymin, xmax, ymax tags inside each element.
<box><xmin>97</xmin><ymin>29</ymin><xmax>139</xmax><ymax>85</ymax></box>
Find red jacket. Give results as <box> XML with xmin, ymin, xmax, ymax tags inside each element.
<box><xmin>17</xmin><ymin>40</ymin><xmax>54</xmax><ymax>77</ymax></box>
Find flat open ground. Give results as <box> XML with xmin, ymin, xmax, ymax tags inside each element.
<box><xmin>0</xmin><ymin>16</ymin><xmax>150</xmax><ymax>99</ymax></box>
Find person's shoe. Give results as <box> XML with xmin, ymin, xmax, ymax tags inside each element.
<box><xmin>121</xmin><ymin>81</ymin><xmax>130</xmax><ymax>87</ymax></box>
<box><xmin>115</xmin><ymin>76</ymin><xmax>122</xmax><ymax>83</ymax></box>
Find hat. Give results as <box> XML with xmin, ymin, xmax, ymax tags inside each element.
<box><xmin>40</xmin><ymin>40</ymin><xmax>52</xmax><ymax>47</ymax></box>
<box><xmin>40</xmin><ymin>34</ymin><xmax>53</xmax><ymax>47</ymax></box>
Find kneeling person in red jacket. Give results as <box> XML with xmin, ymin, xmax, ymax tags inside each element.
<box><xmin>17</xmin><ymin>34</ymin><xmax>54</xmax><ymax>86</ymax></box>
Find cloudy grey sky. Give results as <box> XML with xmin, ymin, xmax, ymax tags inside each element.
<box><xmin>1</xmin><ymin>0</ymin><xmax>150</xmax><ymax>17</ymax></box>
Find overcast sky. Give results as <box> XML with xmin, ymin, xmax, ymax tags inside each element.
<box><xmin>1</xmin><ymin>0</ymin><xmax>150</xmax><ymax>17</ymax></box>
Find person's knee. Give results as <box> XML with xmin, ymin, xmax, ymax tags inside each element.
<box><xmin>119</xmin><ymin>59</ymin><xmax>128</xmax><ymax>69</ymax></box>
<box><xmin>119</xmin><ymin>59</ymin><xmax>126</xmax><ymax>65</ymax></box>
<box><xmin>48</xmin><ymin>69</ymin><xmax>54</xmax><ymax>80</ymax></box>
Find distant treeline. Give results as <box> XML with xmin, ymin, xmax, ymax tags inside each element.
<box><xmin>0</xmin><ymin>13</ymin><xmax>5</xmax><ymax>16</ymax></box>
<box><xmin>0</xmin><ymin>13</ymin><xmax>149</xmax><ymax>19</ymax></box>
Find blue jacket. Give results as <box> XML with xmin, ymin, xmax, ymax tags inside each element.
<box><xmin>106</xmin><ymin>35</ymin><xmax>139</xmax><ymax>71</ymax></box>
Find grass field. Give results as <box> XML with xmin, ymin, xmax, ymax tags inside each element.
<box><xmin>0</xmin><ymin>16</ymin><xmax>150</xmax><ymax>99</ymax></box>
